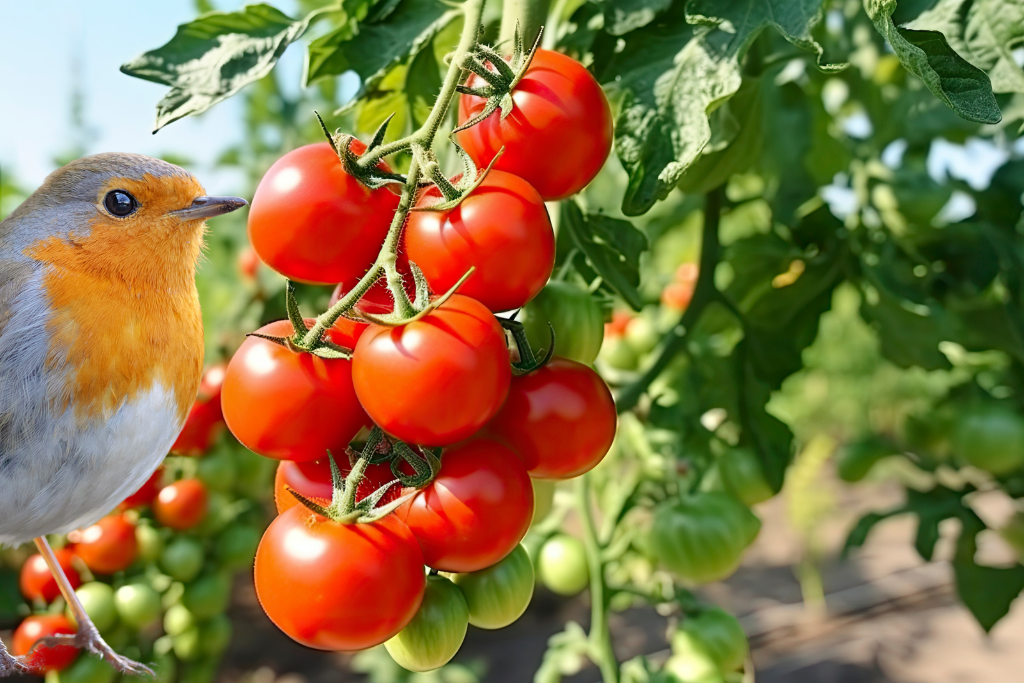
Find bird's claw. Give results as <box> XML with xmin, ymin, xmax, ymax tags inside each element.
<box><xmin>39</xmin><ymin>625</ymin><xmax>154</xmax><ymax>677</ymax></box>
<box><xmin>0</xmin><ymin>653</ymin><xmax>28</xmax><ymax>677</ymax></box>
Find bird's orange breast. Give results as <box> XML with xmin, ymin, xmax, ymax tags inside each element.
<box><xmin>24</xmin><ymin>192</ymin><xmax>204</xmax><ymax>424</ymax></box>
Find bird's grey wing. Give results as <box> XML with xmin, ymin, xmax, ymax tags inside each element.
<box><xmin>0</xmin><ymin>257</ymin><xmax>42</xmax><ymax>466</ymax></box>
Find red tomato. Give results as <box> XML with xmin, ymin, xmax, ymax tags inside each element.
<box><xmin>457</xmin><ymin>49</ymin><xmax>613</xmax><ymax>201</ymax></box>
<box><xmin>171</xmin><ymin>364</ymin><xmax>227</xmax><ymax>456</ymax></box>
<box><xmin>19</xmin><ymin>549</ymin><xmax>80</xmax><ymax>604</ymax></box>
<box><xmin>238</xmin><ymin>246</ymin><xmax>260</xmax><ymax>280</ymax></box>
<box><xmin>273</xmin><ymin>458</ymin><xmax>401</xmax><ymax>515</ymax></box>
<box><xmin>405</xmin><ymin>170</ymin><xmax>555</xmax><ymax>312</ymax></box>
<box><xmin>153</xmin><ymin>479</ymin><xmax>209</xmax><ymax>531</ymax></box>
<box><xmin>12</xmin><ymin>614</ymin><xmax>78</xmax><ymax>672</ymax></box>
<box><xmin>248</xmin><ymin>141</ymin><xmax>399</xmax><ymax>284</ymax></box>
<box><xmin>486</xmin><ymin>358</ymin><xmax>616</xmax><ymax>479</ymax></box>
<box><xmin>70</xmin><ymin>515</ymin><xmax>137</xmax><ymax>575</ymax></box>
<box><xmin>399</xmin><ymin>439</ymin><xmax>533</xmax><ymax>572</ymax></box>
<box><xmin>254</xmin><ymin>507</ymin><xmax>425</xmax><ymax>651</ymax></box>
<box><xmin>352</xmin><ymin>294</ymin><xmax>511</xmax><ymax>447</ymax></box>
<box><xmin>605</xmin><ymin>311</ymin><xmax>633</xmax><ymax>339</ymax></box>
<box><xmin>661</xmin><ymin>281</ymin><xmax>694</xmax><ymax>311</ymax></box>
<box><xmin>120</xmin><ymin>466</ymin><xmax>164</xmax><ymax>509</ymax></box>
<box><xmin>223</xmin><ymin>319</ymin><xmax>369</xmax><ymax>461</ymax></box>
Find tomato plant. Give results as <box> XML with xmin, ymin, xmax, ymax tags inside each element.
<box><xmin>519</xmin><ymin>280</ymin><xmax>604</xmax><ymax>365</ymax></box>
<box><xmin>153</xmin><ymin>479</ymin><xmax>209</xmax><ymax>531</ymax></box>
<box><xmin>457</xmin><ymin>49</ymin><xmax>613</xmax><ymax>201</ymax></box>
<box><xmin>405</xmin><ymin>170</ymin><xmax>555</xmax><ymax>312</ymax></box>
<box><xmin>449</xmin><ymin>544</ymin><xmax>534</xmax><ymax>630</ymax></box>
<box><xmin>171</xmin><ymin>364</ymin><xmax>226</xmax><ymax>456</ymax></box>
<box><xmin>384</xmin><ymin>575</ymin><xmax>469</xmax><ymax>672</ymax></box>
<box><xmin>352</xmin><ymin>294</ymin><xmax>511</xmax><ymax>446</ymax></box>
<box><xmin>12</xmin><ymin>614</ymin><xmax>78</xmax><ymax>672</ymax></box>
<box><xmin>247</xmin><ymin>141</ymin><xmax>399</xmax><ymax>284</ymax></box>
<box><xmin>537</xmin><ymin>535</ymin><xmax>589</xmax><ymax>596</ymax></box>
<box><xmin>114</xmin><ymin>583</ymin><xmax>162</xmax><ymax>629</ymax></box>
<box><xmin>675</xmin><ymin>608</ymin><xmax>749</xmax><ymax>674</ymax></box>
<box><xmin>71</xmin><ymin>515</ymin><xmax>138</xmax><ymax>576</ymax></box>
<box><xmin>20</xmin><ymin>549</ymin><xmax>80</xmax><ymax>604</ymax></box>
<box><xmin>119</xmin><ymin>466</ymin><xmax>164</xmax><ymax>509</ymax></box>
<box><xmin>68</xmin><ymin>582</ymin><xmax>117</xmax><ymax>633</ymax></box>
<box><xmin>273</xmin><ymin>458</ymin><xmax>398</xmax><ymax>514</ymax></box>
<box><xmin>223</xmin><ymin>319</ymin><xmax>368</xmax><ymax>461</ymax></box>
<box><xmin>486</xmin><ymin>358</ymin><xmax>616</xmax><ymax>479</ymax></box>
<box><xmin>952</xmin><ymin>406</ymin><xmax>1024</xmax><ymax>475</ymax></box>
<box><xmin>254</xmin><ymin>506</ymin><xmax>425</xmax><ymax>651</ymax></box>
<box><xmin>717</xmin><ymin>448</ymin><xmax>775</xmax><ymax>507</ymax></box>
<box><xmin>399</xmin><ymin>439</ymin><xmax>533</xmax><ymax>572</ymax></box>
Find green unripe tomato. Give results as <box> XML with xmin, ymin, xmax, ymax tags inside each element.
<box><xmin>532</xmin><ymin>479</ymin><xmax>556</xmax><ymax>525</ymax></box>
<box><xmin>67</xmin><ymin>582</ymin><xmax>118</xmax><ymax>633</ymax></box>
<box><xmin>172</xmin><ymin>626</ymin><xmax>202</xmax><ymax>662</ymax></box>
<box><xmin>135</xmin><ymin>524</ymin><xmax>164</xmax><ymax>564</ymax></box>
<box><xmin>599</xmin><ymin>336</ymin><xmax>638</xmax><ymax>370</ymax></box>
<box><xmin>163</xmin><ymin>604</ymin><xmax>196</xmax><ymax>637</ymax></box>
<box><xmin>115</xmin><ymin>583</ymin><xmax>162</xmax><ymax>629</ymax></box>
<box><xmin>953</xmin><ymin>406</ymin><xmax>1024</xmax><ymax>475</ymax></box>
<box><xmin>678</xmin><ymin>608</ymin><xmax>748</xmax><ymax>673</ymax></box>
<box><xmin>717</xmin><ymin>449</ymin><xmax>774</xmax><ymax>506</ymax></box>
<box><xmin>450</xmin><ymin>544</ymin><xmax>534</xmax><ymax>629</ymax></box>
<box><xmin>664</xmin><ymin>631</ymin><xmax>725</xmax><ymax>683</ymax></box>
<box><xmin>649</xmin><ymin>493</ymin><xmax>761</xmax><ymax>584</ymax></box>
<box><xmin>217</xmin><ymin>524</ymin><xmax>261</xmax><ymax>570</ymax></box>
<box><xmin>182</xmin><ymin>573</ymin><xmax>231</xmax><ymax>620</ymax></box>
<box><xmin>385</xmin><ymin>575</ymin><xmax>468</xmax><ymax>672</ymax></box>
<box><xmin>200</xmin><ymin>614</ymin><xmax>233</xmax><ymax>656</ymax></box>
<box><xmin>233</xmin><ymin>448</ymin><xmax>276</xmax><ymax>499</ymax></box>
<box><xmin>160</xmin><ymin>537</ymin><xmax>204</xmax><ymax>582</ymax></box>
<box><xmin>520</xmin><ymin>281</ymin><xmax>604</xmax><ymax>365</ymax></box>
<box><xmin>196</xmin><ymin>450</ymin><xmax>237</xmax><ymax>493</ymax></box>
<box><xmin>623</xmin><ymin>313</ymin><xmax>660</xmax><ymax>356</ymax></box>
<box><xmin>837</xmin><ymin>437</ymin><xmax>898</xmax><ymax>482</ymax></box>
<box><xmin>45</xmin><ymin>654</ymin><xmax>116</xmax><ymax>683</ymax></box>
<box><xmin>538</xmin><ymin>535</ymin><xmax>589</xmax><ymax>596</ymax></box>
<box><xmin>195</xmin><ymin>491</ymin><xmax>230</xmax><ymax>536</ymax></box>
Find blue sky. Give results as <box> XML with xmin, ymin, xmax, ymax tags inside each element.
<box><xmin>0</xmin><ymin>1</ymin><xmax>301</xmax><ymax>193</ymax></box>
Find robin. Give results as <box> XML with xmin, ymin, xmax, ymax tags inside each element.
<box><xmin>0</xmin><ymin>153</ymin><xmax>247</xmax><ymax>675</ymax></box>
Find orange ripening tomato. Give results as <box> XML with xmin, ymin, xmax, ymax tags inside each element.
<box><xmin>273</xmin><ymin>458</ymin><xmax>401</xmax><ymax>515</ymax></box>
<box><xmin>222</xmin><ymin>319</ymin><xmax>369</xmax><ymax>462</ymax></box>
<box><xmin>254</xmin><ymin>506</ymin><xmax>425</xmax><ymax>651</ymax></box>
<box><xmin>20</xmin><ymin>549</ymin><xmax>80</xmax><ymax>604</ymax></box>
<box><xmin>457</xmin><ymin>49</ymin><xmax>613</xmax><ymax>201</ymax></box>
<box><xmin>486</xmin><ymin>358</ymin><xmax>617</xmax><ymax>479</ymax></box>
<box><xmin>71</xmin><ymin>515</ymin><xmax>138</xmax><ymax>575</ymax></box>
<box><xmin>661</xmin><ymin>280</ymin><xmax>694</xmax><ymax>311</ymax></box>
<box><xmin>247</xmin><ymin>141</ymin><xmax>399</xmax><ymax>284</ymax></box>
<box><xmin>171</xmin><ymin>364</ymin><xmax>226</xmax><ymax>456</ymax></box>
<box><xmin>405</xmin><ymin>170</ymin><xmax>555</xmax><ymax>312</ymax></box>
<box><xmin>352</xmin><ymin>294</ymin><xmax>511</xmax><ymax>447</ymax></box>
<box><xmin>604</xmin><ymin>311</ymin><xmax>633</xmax><ymax>339</ymax></box>
<box><xmin>153</xmin><ymin>479</ymin><xmax>209</xmax><ymax>531</ymax></box>
<box><xmin>12</xmin><ymin>615</ymin><xmax>78</xmax><ymax>672</ymax></box>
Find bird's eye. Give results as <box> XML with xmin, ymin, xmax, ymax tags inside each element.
<box><xmin>103</xmin><ymin>190</ymin><xmax>138</xmax><ymax>218</ymax></box>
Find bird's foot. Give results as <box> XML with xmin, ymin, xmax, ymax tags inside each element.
<box><xmin>0</xmin><ymin>644</ymin><xmax>28</xmax><ymax>677</ymax></box>
<box><xmin>39</xmin><ymin>624</ymin><xmax>153</xmax><ymax>677</ymax></box>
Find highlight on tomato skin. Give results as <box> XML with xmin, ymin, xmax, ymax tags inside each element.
<box><xmin>19</xmin><ymin>549</ymin><xmax>81</xmax><ymax>604</ymax></box>
<box><xmin>253</xmin><ymin>506</ymin><xmax>426</xmax><ymax>652</ymax></box>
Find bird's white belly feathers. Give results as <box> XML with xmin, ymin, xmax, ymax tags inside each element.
<box><xmin>0</xmin><ymin>384</ymin><xmax>180</xmax><ymax>545</ymax></box>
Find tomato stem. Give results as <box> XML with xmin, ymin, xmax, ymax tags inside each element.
<box><xmin>498</xmin><ymin>0</ymin><xmax>550</xmax><ymax>48</ymax></box>
<box><xmin>575</xmin><ymin>474</ymin><xmax>619</xmax><ymax>683</ymax></box>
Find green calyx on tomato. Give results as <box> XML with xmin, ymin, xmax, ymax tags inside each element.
<box><xmin>385</xmin><ymin>575</ymin><xmax>469</xmax><ymax>673</ymax></box>
<box><xmin>538</xmin><ymin>534</ymin><xmax>589</xmax><ymax>597</ymax></box>
<box><xmin>520</xmin><ymin>281</ymin><xmax>605</xmax><ymax>365</ymax></box>
<box><xmin>649</xmin><ymin>492</ymin><xmax>761</xmax><ymax>584</ymax></box>
<box><xmin>448</xmin><ymin>544</ymin><xmax>534</xmax><ymax>630</ymax></box>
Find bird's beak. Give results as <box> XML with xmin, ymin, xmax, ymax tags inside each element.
<box><xmin>171</xmin><ymin>196</ymin><xmax>248</xmax><ymax>221</ymax></box>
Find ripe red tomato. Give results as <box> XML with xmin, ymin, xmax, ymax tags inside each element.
<box><xmin>405</xmin><ymin>170</ymin><xmax>555</xmax><ymax>312</ymax></box>
<box><xmin>254</xmin><ymin>506</ymin><xmax>425</xmax><ymax>651</ymax></box>
<box><xmin>71</xmin><ymin>515</ymin><xmax>137</xmax><ymax>575</ymax></box>
<box><xmin>247</xmin><ymin>140</ymin><xmax>399</xmax><ymax>284</ymax></box>
<box><xmin>352</xmin><ymin>294</ymin><xmax>511</xmax><ymax>447</ymax></box>
<box><xmin>171</xmin><ymin>364</ymin><xmax>226</xmax><ymax>456</ymax></box>
<box><xmin>223</xmin><ymin>319</ymin><xmax>369</xmax><ymax>461</ymax></box>
<box><xmin>399</xmin><ymin>439</ymin><xmax>533</xmax><ymax>572</ymax></box>
<box><xmin>486</xmin><ymin>358</ymin><xmax>616</xmax><ymax>479</ymax></box>
<box><xmin>120</xmin><ymin>466</ymin><xmax>164</xmax><ymax>509</ymax></box>
<box><xmin>238</xmin><ymin>246</ymin><xmax>260</xmax><ymax>280</ymax></box>
<box><xmin>153</xmin><ymin>479</ymin><xmax>209</xmax><ymax>531</ymax></box>
<box><xmin>20</xmin><ymin>549</ymin><xmax>80</xmax><ymax>604</ymax></box>
<box><xmin>457</xmin><ymin>49</ymin><xmax>613</xmax><ymax>201</ymax></box>
<box><xmin>273</xmin><ymin>458</ymin><xmax>400</xmax><ymax>514</ymax></box>
<box><xmin>11</xmin><ymin>614</ymin><xmax>78</xmax><ymax>672</ymax></box>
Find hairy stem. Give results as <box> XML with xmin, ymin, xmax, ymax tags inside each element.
<box><xmin>576</xmin><ymin>474</ymin><xmax>619</xmax><ymax>683</ymax></box>
<box><xmin>615</xmin><ymin>187</ymin><xmax>724</xmax><ymax>412</ymax></box>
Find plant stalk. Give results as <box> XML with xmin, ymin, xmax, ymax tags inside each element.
<box><xmin>499</xmin><ymin>0</ymin><xmax>551</xmax><ymax>47</ymax></box>
<box><xmin>576</xmin><ymin>474</ymin><xmax>619</xmax><ymax>683</ymax></box>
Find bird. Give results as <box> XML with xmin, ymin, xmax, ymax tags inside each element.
<box><xmin>0</xmin><ymin>153</ymin><xmax>247</xmax><ymax>676</ymax></box>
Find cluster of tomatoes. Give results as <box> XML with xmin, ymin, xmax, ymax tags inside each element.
<box><xmin>219</xmin><ymin>47</ymin><xmax>619</xmax><ymax>671</ymax></box>
<box><xmin>6</xmin><ymin>366</ymin><xmax>268</xmax><ymax>683</ymax></box>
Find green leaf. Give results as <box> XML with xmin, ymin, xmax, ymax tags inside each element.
<box><xmin>560</xmin><ymin>202</ymin><xmax>648</xmax><ymax>310</ymax></box>
<box><xmin>907</xmin><ymin>0</ymin><xmax>1024</xmax><ymax>94</ymax></box>
<box><xmin>121</xmin><ymin>4</ymin><xmax>313</xmax><ymax>132</ymax></box>
<box><xmin>739</xmin><ymin>366</ymin><xmax>794</xmax><ymax>491</ymax></box>
<box><xmin>354</xmin><ymin>39</ymin><xmax>444</xmax><ymax>140</ymax></box>
<box><xmin>953</xmin><ymin>512</ymin><xmax>1024</xmax><ymax>632</ymax></box>
<box><xmin>307</xmin><ymin>0</ymin><xmax>458</xmax><ymax>104</ymax></box>
<box><xmin>842</xmin><ymin>510</ymin><xmax>899</xmax><ymax>558</ymax></box>
<box><xmin>864</xmin><ymin>0</ymin><xmax>1002</xmax><ymax>124</ymax></box>
<box><xmin>685</xmin><ymin>0</ymin><xmax>833</xmax><ymax>67</ymax></box>
<box><xmin>604</xmin><ymin>0</ymin><xmax>672</xmax><ymax>36</ymax></box>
